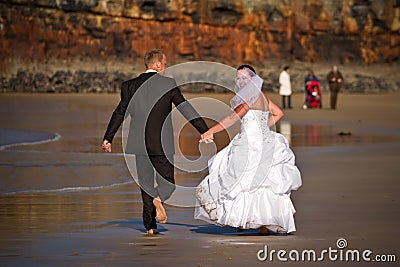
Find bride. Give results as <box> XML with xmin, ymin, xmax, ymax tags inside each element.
<box><xmin>195</xmin><ymin>65</ymin><xmax>302</xmax><ymax>235</ymax></box>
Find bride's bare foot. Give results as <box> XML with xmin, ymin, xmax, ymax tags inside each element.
<box><xmin>153</xmin><ymin>197</ymin><xmax>167</xmax><ymax>224</ymax></box>
<box><xmin>259</xmin><ymin>226</ymin><xmax>270</xmax><ymax>235</ymax></box>
<box><xmin>146</xmin><ymin>229</ymin><xmax>159</xmax><ymax>235</ymax></box>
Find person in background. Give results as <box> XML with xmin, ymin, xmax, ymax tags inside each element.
<box><xmin>279</xmin><ymin>66</ymin><xmax>292</xmax><ymax>109</ymax></box>
<box><xmin>326</xmin><ymin>65</ymin><xmax>344</xmax><ymax>109</ymax></box>
<box><xmin>303</xmin><ymin>70</ymin><xmax>319</xmax><ymax>109</ymax></box>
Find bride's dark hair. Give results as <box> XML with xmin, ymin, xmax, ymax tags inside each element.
<box><xmin>237</xmin><ymin>64</ymin><xmax>256</xmax><ymax>75</ymax></box>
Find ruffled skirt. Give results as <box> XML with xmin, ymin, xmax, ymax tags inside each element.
<box><xmin>195</xmin><ymin>131</ymin><xmax>302</xmax><ymax>233</ymax></box>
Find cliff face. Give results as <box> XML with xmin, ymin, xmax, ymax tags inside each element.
<box><xmin>1</xmin><ymin>0</ymin><xmax>399</xmax><ymax>65</ymax></box>
<box><xmin>0</xmin><ymin>0</ymin><xmax>399</xmax><ymax>92</ymax></box>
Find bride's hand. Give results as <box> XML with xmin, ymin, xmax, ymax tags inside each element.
<box><xmin>200</xmin><ymin>131</ymin><xmax>214</xmax><ymax>143</ymax></box>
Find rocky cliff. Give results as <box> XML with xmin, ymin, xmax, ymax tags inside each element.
<box><xmin>0</xmin><ymin>0</ymin><xmax>399</xmax><ymax>93</ymax></box>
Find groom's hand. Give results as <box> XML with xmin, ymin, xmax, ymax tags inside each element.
<box><xmin>102</xmin><ymin>140</ymin><xmax>112</xmax><ymax>152</ymax></box>
<box><xmin>200</xmin><ymin>132</ymin><xmax>214</xmax><ymax>144</ymax></box>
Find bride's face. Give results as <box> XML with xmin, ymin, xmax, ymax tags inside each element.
<box><xmin>235</xmin><ymin>69</ymin><xmax>252</xmax><ymax>89</ymax></box>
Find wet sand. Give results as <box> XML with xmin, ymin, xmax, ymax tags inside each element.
<box><xmin>0</xmin><ymin>92</ymin><xmax>399</xmax><ymax>266</ymax></box>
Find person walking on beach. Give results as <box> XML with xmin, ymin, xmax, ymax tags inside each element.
<box><xmin>326</xmin><ymin>65</ymin><xmax>344</xmax><ymax>109</ymax></box>
<box><xmin>303</xmin><ymin>69</ymin><xmax>321</xmax><ymax>109</ymax></box>
<box><xmin>304</xmin><ymin>70</ymin><xmax>318</xmax><ymax>101</ymax></box>
<box><xmin>195</xmin><ymin>65</ymin><xmax>302</xmax><ymax>235</ymax></box>
<box><xmin>102</xmin><ymin>48</ymin><xmax>209</xmax><ymax>234</ymax></box>
<box><xmin>279</xmin><ymin>66</ymin><xmax>292</xmax><ymax>109</ymax></box>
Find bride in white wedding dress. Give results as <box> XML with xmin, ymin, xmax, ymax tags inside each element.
<box><xmin>194</xmin><ymin>65</ymin><xmax>302</xmax><ymax>235</ymax></box>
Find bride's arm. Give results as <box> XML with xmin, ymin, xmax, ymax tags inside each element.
<box><xmin>267</xmin><ymin>99</ymin><xmax>284</xmax><ymax>127</ymax></box>
<box><xmin>200</xmin><ymin>103</ymin><xmax>249</xmax><ymax>143</ymax></box>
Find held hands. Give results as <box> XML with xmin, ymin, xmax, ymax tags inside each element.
<box><xmin>102</xmin><ymin>140</ymin><xmax>112</xmax><ymax>152</ymax></box>
<box><xmin>199</xmin><ymin>131</ymin><xmax>214</xmax><ymax>144</ymax></box>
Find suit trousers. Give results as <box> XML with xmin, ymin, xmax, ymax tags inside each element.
<box><xmin>135</xmin><ymin>154</ymin><xmax>175</xmax><ymax>230</ymax></box>
<box><xmin>330</xmin><ymin>90</ymin><xmax>339</xmax><ymax>109</ymax></box>
<box><xmin>281</xmin><ymin>95</ymin><xmax>292</xmax><ymax>109</ymax></box>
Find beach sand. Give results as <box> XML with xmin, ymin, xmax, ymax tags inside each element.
<box><xmin>0</xmin><ymin>92</ymin><xmax>399</xmax><ymax>266</ymax></box>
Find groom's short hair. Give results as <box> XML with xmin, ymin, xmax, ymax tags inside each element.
<box><xmin>144</xmin><ymin>49</ymin><xmax>165</xmax><ymax>68</ymax></box>
<box><xmin>237</xmin><ymin>64</ymin><xmax>256</xmax><ymax>76</ymax></box>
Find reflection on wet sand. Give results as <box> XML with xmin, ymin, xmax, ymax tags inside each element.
<box><xmin>0</xmin><ymin>93</ymin><xmax>399</xmax><ymax>265</ymax></box>
<box><xmin>179</xmin><ymin>119</ymin><xmax>399</xmax><ymax>153</ymax></box>
<box><xmin>279</xmin><ymin>120</ymin><xmax>292</xmax><ymax>145</ymax></box>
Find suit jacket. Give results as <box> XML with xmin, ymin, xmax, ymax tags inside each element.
<box><xmin>103</xmin><ymin>72</ymin><xmax>209</xmax><ymax>155</ymax></box>
<box><xmin>326</xmin><ymin>71</ymin><xmax>344</xmax><ymax>92</ymax></box>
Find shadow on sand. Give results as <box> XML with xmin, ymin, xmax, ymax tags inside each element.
<box><xmin>190</xmin><ymin>224</ymin><xmax>290</xmax><ymax>236</ymax></box>
<box><xmin>104</xmin><ymin>219</ymin><xmax>168</xmax><ymax>234</ymax></box>
<box><xmin>105</xmin><ymin>219</ymin><xmax>290</xmax><ymax>236</ymax></box>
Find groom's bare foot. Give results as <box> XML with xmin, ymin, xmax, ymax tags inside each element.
<box><xmin>259</xmin><ymin>226</ymin><xmax>270</xmax><ymax>235</ymax></box>
<box><xmin>153</xmin><ymin>197</ymin><xmax>167</xmax><ymax>224</ymax></box>
<box><xmin>146</xmin><ymin>229</ymin><xmax>159</xmax><ymax>235</ymax></box>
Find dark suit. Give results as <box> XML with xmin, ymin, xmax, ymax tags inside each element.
<box><xmin>326</xmin><ymin>70</ymin><xmax>344</xmax><ymax>109</ymax></box>
<box><xmin>103</xmin><ymin>71</ymin><xmax>208</xmax><ymax>230</ymax></box>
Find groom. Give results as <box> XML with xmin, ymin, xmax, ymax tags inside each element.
<box><xmin>102</xmin><ymin>49</ymin><xmax>209</xmax><ymax>234</ymax></box>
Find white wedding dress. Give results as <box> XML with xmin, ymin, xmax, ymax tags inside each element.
<box><xmin>195</xmin><ymin>109</ymin><xmax>302</xmax><ymax>233</ymax></box>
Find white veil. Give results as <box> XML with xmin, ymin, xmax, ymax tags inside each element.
<box><xmin>230</xmin><ymin>67</ymin><xmax>264</xmax><ymax>109</ymax></box>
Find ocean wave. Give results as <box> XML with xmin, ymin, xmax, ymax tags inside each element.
<box><xmin>0</xmin><ymin>161</ymin><xmax>125</xmax><ymax>168</ymax></box>
<box><xmin>0</xmin><ymin>129</ymin><xmax>61</xmax><ymax>151</ymax></box>
<box><xmin>1</xmin><ymin>180</ymin><xmax>135</xmax><ymax>195</ymax></box>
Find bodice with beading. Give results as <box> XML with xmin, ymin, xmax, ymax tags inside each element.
<box><xmin>240</xmin><ymin>109</ymin><xmax>271</xmax><ymax>140</ymax></box>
